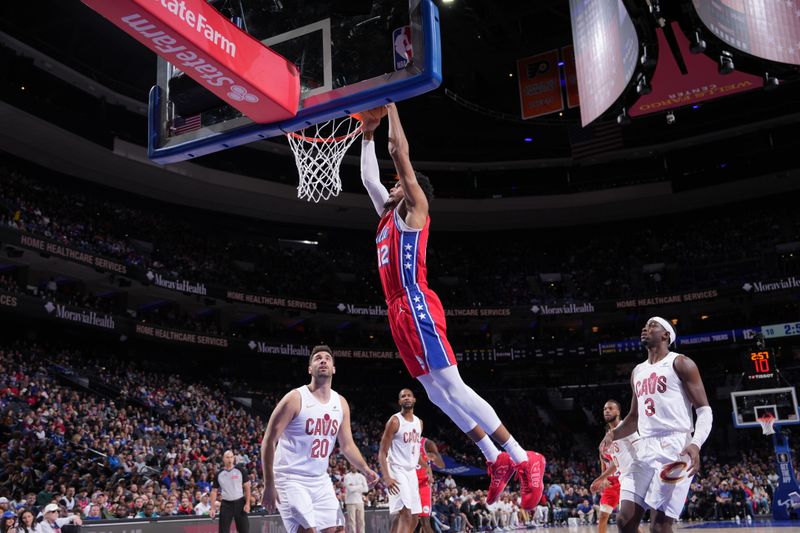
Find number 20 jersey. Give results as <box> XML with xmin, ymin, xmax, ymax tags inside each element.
<box><xmin>632</xmin><ymin>351</ymin><xmax>693</xmax><ymax>437</ymax></box>
<box><xmin>274</xmin><ymin>385</ymin><xmax>342</xmax><ymax>478</ymax></box>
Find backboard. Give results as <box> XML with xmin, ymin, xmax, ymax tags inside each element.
<box><xmin>731</xmin><ymin>387</ymin><xmax>800</xmax><ymax>429</ymax></box>
<box><xmin>148</xmin><ymin>0</ymin><xmax>441</xmax><ymax>164</ymax></box>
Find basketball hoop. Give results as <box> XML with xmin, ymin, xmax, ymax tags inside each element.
<box><xmin>757</xmin><ymin>412</ymin><xmax>777</xmax><ymax>435</ymax></box>
<box><xmin>286</xmin><ymin>116</ymin><xmax>364</xmax><ymax>202</ymax></box>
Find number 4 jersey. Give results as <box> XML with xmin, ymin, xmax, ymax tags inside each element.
<box><xmin>632</xmin><ymin>351</ymin><xmax>694</xmax><ymax>437</ymax></box>
<box><xmin>274</xmin><ymin>385</ymin><xmax>342</xmax><ymax>477</ymax></box>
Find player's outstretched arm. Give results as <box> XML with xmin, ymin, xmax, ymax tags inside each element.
<box><xmin>379</xmin><ymin>415</ymin><xmax>401</xmax><ymax>495</ymax></box>
<box><xmin>386</xmin><ymin>103</ymin><xmax>428</xmax><ymax>228</ymax></box>
<box><xmin>675</xmin><ymin>354</ymin><xmax>712</xmax><ymax>475</ymax></box>
<box><xmin>260</xmin><ymin>390</ymin><xmax>300</xmax><ymax>512</ymax></box>
<box><xmin>425</xmin><ymin>439</ymin><xmax>446</xmax><ymax>469</ymax></box>
<box><xmin>360</xmin><ymin>110</ymin><xmax>389</xmax><ymax>216</ymax></box>
<box><xmin>336</xmin><ymin>396</ymin><xmax>379</xmax><ymax>484</ymax></box>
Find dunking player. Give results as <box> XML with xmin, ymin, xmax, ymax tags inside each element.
<box><xmin>599</xmin><ymin>318</ymin><xmax>713</xmax><ymax>533</ymax></box>
<box><xmin>359</xmin><ymin>104</ymin><xmax>545</xmax><ymax>510</ymax></box>
<box><xmin>418</xmin><ymin>436</ymin><xmax>445</xmax><ymax>533</ymax></box>
<box><xmin>590</xmin><ymin>400</ymin><xmax>643</xmax><ymax>533</ymax></box>
<box><xmin>379</xmin><ymin>389</ymin><xmax>424</xmax><ymax>533</ymax></box>
<box><xmin>261</xmin><ymin>345</ymin><xmax>378</xmax><ymax>533</ymax></box>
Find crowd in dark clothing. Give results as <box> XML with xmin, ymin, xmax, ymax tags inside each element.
<box><xmin>2</xmin><ymin>165</ymin><xmax>799</xmax><ymax>310</ymax></box>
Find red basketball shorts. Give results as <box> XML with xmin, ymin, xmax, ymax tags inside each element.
<box><xmin>387</xmin><ymin>287</ymin><xmax>457</xmax><ymax>378</ymax></box>
<box><xmin>418</xmin><ymin>481</ymin><xmax>432</xmax><ymax>517</ymax></box>
<box><xmin>600</xmin><ymin>477</ymin><xmax>621</xmax><ymax>511</ymax></box>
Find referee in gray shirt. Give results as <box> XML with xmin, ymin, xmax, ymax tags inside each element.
<box><xmin>210</xmin><ymin>450</ymin><xmax>251</xmax><ymax>533</ymax></box>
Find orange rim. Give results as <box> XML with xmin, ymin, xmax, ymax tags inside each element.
<box><xmin>287</xmin><ymin>119</ymin><xmax>364</xmax><ymax>143</ymax></box>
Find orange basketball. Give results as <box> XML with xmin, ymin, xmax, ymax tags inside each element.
<box><xmin>353</xmin><ymin>106</ymin><xmax>388</xmax><ymax>123</ymax></box>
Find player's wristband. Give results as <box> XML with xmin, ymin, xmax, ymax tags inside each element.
<box><xmin>690</xmin><ymin>405</ymin><xmax>713</xmax><ymax>449</ymax></box>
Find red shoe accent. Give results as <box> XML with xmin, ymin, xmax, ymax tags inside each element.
<box><xmin>516</xmin><ymin>451</ymin><xmax>546</xmax><ymax>510</ymax></box>
<box><xmin>486</xmin><ymin>452</ymin><xmax>515</xmax><ymax>504</ymax></box>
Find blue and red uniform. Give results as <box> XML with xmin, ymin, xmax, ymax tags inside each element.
<box><xmin>417</xmin><ymin>437</ymin><xmax>432</xmax><ymax>517</ymax></box>
<box><xmin>376</xmin><ymin>209</ymin><xmax>457</xmax><ymax>378</ymax></box>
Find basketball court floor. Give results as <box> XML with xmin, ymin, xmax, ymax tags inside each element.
<box><xmin>524</xmin><ymin>520</ymin><xmax>798</xmax><ymax>532</ymax></box>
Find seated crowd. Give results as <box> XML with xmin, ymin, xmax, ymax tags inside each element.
<box><xmin>0</xmin><ymin>341</ymin><xmax>782</xmax><ymax>530</ymax></box>
<box><xmin>1</xmin><ymin>165</ymin><xmax>799</xmax><ymax>309</ymax></box>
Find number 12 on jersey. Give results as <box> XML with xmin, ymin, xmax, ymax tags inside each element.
<box><xmin>378</xmin><ymin>244</ymin><xmax>389</xmax><ymax>268</ymax></box>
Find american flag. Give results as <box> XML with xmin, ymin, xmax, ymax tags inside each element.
<box><xmin>170</xmin><ymin>114</ymin><xmax>202</xmax><ymax>135</ymax></box>
<box><xmin>569</xmin><ymin>119</ymin><xmax>624</xmax><ymax>160</ymax></box>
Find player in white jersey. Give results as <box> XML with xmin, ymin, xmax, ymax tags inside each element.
<box><xmin>600</xmin><ymin>317</ymin><xmax>713</xmax><ymax>533</ymax></box>
<box><xmin>379</xmin><ymin>388</ymin><xmax>424</xmax><ymax>533</ymax></box>
<box><xmin>261</xmin><ymin>345</ymin><xmax>379</xmax><ymax>533</ymax></box>
<box><xmin>590</xmin><ymin>400</ymin><xmax>643</xmax><ymax>533</ymax></box>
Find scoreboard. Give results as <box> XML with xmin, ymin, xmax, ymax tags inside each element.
<box><xmin>742</xmin><ymin>349</ymin><xmax>777</xmax><ymax>383</ymax></box>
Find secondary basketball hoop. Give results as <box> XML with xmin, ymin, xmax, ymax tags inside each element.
<box><xmin>758</xmin><ymin>412</ymin><xmax>777</xmax><ymax>435</ymax></box>
<box><xmin>287</xmin><ymin>116</ymin><xmax>364</xmax><ymax>202</ymax></box>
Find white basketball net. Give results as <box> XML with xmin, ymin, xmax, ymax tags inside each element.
<box><xmin>287</xmin><ymin>116</ymin><xmax>363</xmax><ymax>202</ymax></box>
<box><xmin>758</xmin><ymin>413</ymin><xmax>777</xmax><ymax>435</ymax></box>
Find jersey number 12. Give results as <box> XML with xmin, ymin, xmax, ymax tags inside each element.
<box><xmin>377</xmin><ymin>245</ymin><xmax>389</xmax><ymax>268</ymax></box>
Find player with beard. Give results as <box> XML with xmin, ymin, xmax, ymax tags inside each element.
<box><xmin>261</xmin><ymin>345</ymin><xmax>378</xmax><ymax>533</ymax></box>
<box><xmin>379</xmin><ymin>388</ymin><xmax>424</xmax><ymax>533</ymax></box>
<box><xmin>599</xmin><ymin>318</ymin><xmax>712</xmax><ymax>533</ymax></box>
<box><xmin>358</xmin><ymin>104</ymin><xmax>544</xmax><ymax>511</ymax></box>
<box><xmin>590</xmin><ymin>400</ymin><xmax>643</xmax><ymax>533</ymax></box>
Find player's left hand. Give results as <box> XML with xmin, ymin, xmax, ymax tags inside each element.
<box><xmin>243</xmin><ymin>501</ymin><xmax>251</xmax><ymax>513</ymax></box>
<box><xmin>681</xmin><ymin>443</ymin><xmax>701</xmax><ymax>476</ymax></box>
<box><xmin>589</xmin><ymin>477</ymin><xmax>609</xmax><ymax>493</ymax></box>
<box><xmin>364</xmin><ymin>467</ymin><xmax>380</xmax><ymax>486</ymax></box>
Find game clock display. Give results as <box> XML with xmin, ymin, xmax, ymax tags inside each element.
<box><xmin>743</xmin><ymin>349</ymin><xmax>776</xmax><ymax>381</ymax></box>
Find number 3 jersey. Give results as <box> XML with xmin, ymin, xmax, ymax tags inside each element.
<box><xmin>632</xmin><ymin>351</ymin><xmax>694</xmax><ymax>437</ymax></box>
<box><xmin>274</xmin><ymin>385</ymin><xmax>342</xmax><ymax>478</ymax></box>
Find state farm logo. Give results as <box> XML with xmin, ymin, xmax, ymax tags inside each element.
<box><xmin>227</xmin><ymin>85</ymin><xmax>258</xmax><ymax>103</ymax></box>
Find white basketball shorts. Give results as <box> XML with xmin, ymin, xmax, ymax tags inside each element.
<box><xmin>275</xmin><ymin>473</ymin><xmax>345</xmax><ymax>533</ymax></box>
<box><xmin>387</xmin><ymin>464</ymin><xmax>422</xmax><ymax>515</ymax></box>
<box><xmin>621</xmin><ymin>431</ymin><xmax>694</xmax><ymax>519</ymax></box>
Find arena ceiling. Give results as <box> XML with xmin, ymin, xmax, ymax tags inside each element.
<box><xmin>1</xmin><ymin>1</ymin><xmax>799</xmax><ymax>178</ymax></box>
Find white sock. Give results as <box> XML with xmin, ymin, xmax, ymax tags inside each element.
<box><xmin>501</xmin><ymin>436</ymin><xmax>527</xmax><ymax>464</ymax></box>
<box><xmin>476</xmin><ymin>435</ymin><xmax>500</xmax><ymax>463</ymax></box>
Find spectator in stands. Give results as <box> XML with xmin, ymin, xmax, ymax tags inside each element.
<box><xmin>1</xmin><ymin>511</ymin><xmax>17</xmax><ymax>533</ymax></box>
<box><xmin>38</xmin><ymin>504</ymin><xmax>81</xmax><ymax>533</ymax></box>
<box><xmin>533</xmin><ymin>494</ymin><xmax>549</xmax><ymax>526</ymax></box>
<box><xmin>35</xmin><ymin>483</ymin><xmax>53</xmax><ymax>509</ymax></box>
<box><xmin>577</xmin><ymin>498</ymin><xmax>594</xmax><ymax>524</ymax></box>
<box><xmin>136</xmin><ymin>503</ymin><xmax>158</xmax><ymax>519</ymax></box>
<box><xmin>83</xmin><ymin>504</ymin><xmax>102</xmax><ymax>521</ymax></box>
<box><xmin>194</xmin><ymin>494</ymin><xmax>212</xmax><ymax>516</ymax></box>
<box><xmin>715</xmin><ymin>481</ymin><xmax>734</xmax><ymax>520</ymax></box>
<box><xmin>15</xmin><ymin>510</ymin><xmax>36</xmax><ymax>533</ymax></box>
<box><xmin>458</xmin><ymin>495</ymin><xmax>475</xmax><ymax>532</ymax></box>
<box><xmin>177</xmin><ymin>497</ymin><xmax>194</xmax><ymax>516</ymax></box>
<box><xmin>732</xmin><ymin>481</ymin><xmax>753</xmax><ymax>520</ymax></box>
